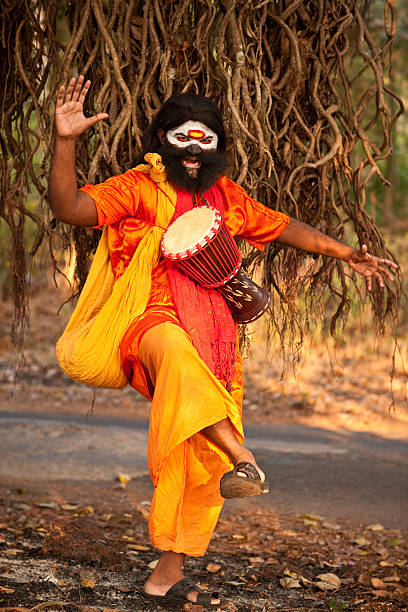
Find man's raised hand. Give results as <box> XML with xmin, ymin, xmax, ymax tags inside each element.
<box><xmin>55</xmin><ymin>75</ymin><xmax>108</xmax><ymax>140</ymax></box>
<box><xmin>347</xmin><ymin>244</ymin><xmax>398</xmax><ymax>292</ymax></box>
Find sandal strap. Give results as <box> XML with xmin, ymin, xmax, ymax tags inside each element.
<box><xmin>166</xmin><ymin>577</ymin><xmax>198</xmax><ymax>599</ymax></box>
<box><xmin>165</xmin><ymin>577</ymin><xmax>218</xmax><ymax>606</ymax></box>
<box><xmin>197</xmin><ymin>589</ymin><xmax>218</xmax><ymax>605</ymax></box>
<box><xmin>235</xmin><ymin>461</ymin><xmax>261</xmax><ymax>481</ymax></box>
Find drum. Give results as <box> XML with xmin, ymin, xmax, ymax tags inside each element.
<box><xmin>161</xmin><ymin>206</ymin><xmax>270</xmax><ymax>324</ymax></box>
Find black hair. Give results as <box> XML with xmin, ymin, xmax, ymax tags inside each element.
<box><xmin>134</xmin><ymin>93</ymin><xmax>226</xmax><ymax>164</ymax></box>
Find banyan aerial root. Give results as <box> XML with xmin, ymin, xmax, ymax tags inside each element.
<box><xmin>1</xmin><ymin>0</ymin><xmax>404</xmax><ymax>368</ymax></box>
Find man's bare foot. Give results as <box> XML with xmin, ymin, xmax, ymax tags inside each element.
<box><xmin>201</xmin><ymin>418</ymin><xmax>265</xmax><ymax>481</ymax></box>
<box><xmin>143</xmin><ymin>550</ymin><xmax>221</xmax><ymax>605</ymax></box>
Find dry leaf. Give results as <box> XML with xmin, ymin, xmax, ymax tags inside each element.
<box><xmin>371</xmin><ymin>577</ymin><xmax>386</xmax><ymax>589</ymax></box>
<box><xmin>117</xmin><ymin>473</ymin><xmax>131</xmax><ymax>483</ymax></box>
<box><xmin>136</xmin><ymin>505</ymin><xmax>150</xmax><ymax>520</ymax></box>
<box><xmin>34</xmin><ymin>601</ymin><xmax>73</xmax><ymax>609</ymax></box>
<box><xmin>36</xmin><ymin>501</ymin><xmax>59</xmax><ymax>510</ymax></box>
<box><xmin>354</xmin><ymin>537</ymin><xmax>370</xmax><ymax>547</ymax></box>
<box><xmin>366</xmin><ymin>523</ymin><xmax>384</xmax><ymax>531</ymax></box>
<box><xmin>81</xmin><ymin>577</ymin><xmax>97</xmax><ymax>588</ymax></box>
<box><xmin>371</xmin><ymin>589</ymin><xmax>388</xmax><ymax>597</ymax></box>
<box><xmin>127</xmin><ymin>544</ymin><xmax>150</xmax><ymax>551</ymax></box>
<box><xmin>265</xmin><ymin>557</ymin><xmax>279</xmax><ymax>564</ymax></box>
<box><xmin>76</xmin><ymin>506</ymin><xmax>94</xmax><ymax>515</ymax></box>
<box><xmin>206</xmin><ymin>563</ymin><xmax>221</xmax><ymax>573</ymax></box>
<box><xmin>281</xmin><ymin>529</ymin><xmax>299</xmax><ymax>537</ymax></box>
<box><xmin>5</xmin><ymin>549</ymin><xmax>24</xmax><ymax>555</ymax></box>
<box><xmin>15</xmin><ymin>503</ymin><xmax>31</xmax><ymax>511</ymax></box>
<box><xmin>61</xmin><ymin>504</ymin><xmax>79</xmax><ymax>511</ymax></box>
<box><xmin>315</xmin><ymin>581</ymin><xmax>337</xmax><ymax>591</ymax></box>
<box><xmin>315</xmin><ymin>573</ymin><xmax>341</xmax><ymax>590</ymax></box>
<box><xmin>299</xmin><ymin>513</ymin><xmax>324</xmax><ymax>522</ymax></box>
<box><xmin>148</xmin><ymin>559</ymin><xmax>159</xmax><ymax>569</ymax></box>
<box><xmin>6</xmin><ymin>527</ymin><xmax>23</xmax><ymax>534</ymax></box>
<box><xmin>284</xmin><ymin>569</ymin><xmax>298</xmax><ymax>579</ymax></box>
<box><xmin>383</xmin><ymin>576</ymin><xmax>400</xmax><ymax>582</ymax></box>
<box><xmin>0</xmin><ymin>586</ymin><xmax>15</xmax><ymax>593</ymax></box>
<box><xmin>322</xmin><ymin>521</ymin><xmax>340</xmax><ymax>530</ymax></box>
<box><xmin>232</xmin><ymin>534</ymin><xmax>245</xmax><ymax>540</ymax></box>
<box><xmin>387</xmin><ymin>537</ymin><xmax>402</xmax><ymax>547</ymax></box>
<box><xmin>280</xmin><ymin>577</ymin><xmax>301</xmax><ymax>589</ymax></box>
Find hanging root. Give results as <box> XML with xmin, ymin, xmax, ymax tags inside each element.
<box><xmin>0</xmin><ymin>0</ymin><xmax>404</xmax><ymax>370</ymax></box>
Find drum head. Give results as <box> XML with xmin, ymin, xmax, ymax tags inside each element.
<box><xmin>162</xmin><ymin>206</ymin><xmax>218</xmax><ymax>256</ymax></box>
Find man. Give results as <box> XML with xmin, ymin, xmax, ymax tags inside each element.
<box><xmin>49</xmin><ymin>75</ymin><xmax>396</xmax><ymax>608</ymax></box>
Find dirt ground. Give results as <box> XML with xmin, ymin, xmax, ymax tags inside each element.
<box><xmin>0</xmin><ymin>480</ymin><xmax>407</xmax><ymax>612</ymax></box>
<box><xmin>0</xmin><ymin>284</ymin><xmax>407</xmax><ymax>611</ymax></box>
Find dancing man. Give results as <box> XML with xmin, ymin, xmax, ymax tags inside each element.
<box><xmin>49</xmin><ymin>75</ymin><xmax>396</xmax><ymax>608</ymax></box>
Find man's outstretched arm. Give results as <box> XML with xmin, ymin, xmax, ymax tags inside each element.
<box><xmin>277</xmin><ymin>218</ymin><xmax>398</xmax><ymax>291</ymax></box>
<box><xmin>49</xmin><ymin>75</ymin><xmax>108</xmax><ymax>226</ymax></box>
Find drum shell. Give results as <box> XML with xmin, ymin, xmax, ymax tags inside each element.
<box><xmin>163</xmin><ymin>216</ymin><xmax>242</xmax><ymax>288</ymax></box>
<box><xmin>161</xmin><ymin>206</ymin><xmax>270</xmax><ymax>323</ymax></box>
<box><xmin>217</xmin><ymin>268</ymin><xmax>271</xmax><ymax>324</ymax></box>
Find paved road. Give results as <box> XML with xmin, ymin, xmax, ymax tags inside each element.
<box><xmin>0</xmin><ymin>410</ymin><xmax>407</xmax><ymax>528</ymax></box>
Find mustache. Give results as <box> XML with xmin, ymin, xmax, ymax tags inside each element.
<box><xmin>162</xmin><ymin>143</ymin><xmax>203</xmax><ymax>160</ymax></box>
<box><xmin>159</xmin><ymin>141</ymin><xmax>229</xmax><ymax>193</ymax></box>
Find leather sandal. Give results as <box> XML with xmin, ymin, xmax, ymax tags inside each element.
<box><xmin>143</xmin><ymin>576</ymin><xmax>221</xmax><ymax>608</ymax></box>
<box><xmin>220</xmin><ymin>461</ymin><xmax>269</xmax><ymax>499</ymax></box>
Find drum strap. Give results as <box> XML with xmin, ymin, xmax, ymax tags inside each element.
<box><xmin>166</xmin><ymin>186</ymin><xmax>237</xmax><ymax>389</ymax></box>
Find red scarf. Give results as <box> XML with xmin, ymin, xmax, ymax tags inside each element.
<box><xmin>166</xmin><ymin>185</ymin><xmax>237</xmax><ymax>389</ymax></box>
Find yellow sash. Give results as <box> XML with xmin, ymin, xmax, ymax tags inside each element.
<box><xmin>56</xmin><ymin>153</ymin><xmax>176</xmax><ymax>388</ymax></box>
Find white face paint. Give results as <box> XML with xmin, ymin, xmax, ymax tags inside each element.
<box><xmin>166</xmin><ymin>120</ymin><xmax>218</xmax><ymax>153</ymax></box>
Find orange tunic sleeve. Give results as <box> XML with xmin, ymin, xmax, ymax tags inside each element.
<box><xmin>218</xmin><ymin>176</ymin><xmax>290</xmax><ymax>250</ymax></box>
<box><xmin>79</xmin><ymin>168</ymin><xmax>143</xmax><ymax>227</ymax></box>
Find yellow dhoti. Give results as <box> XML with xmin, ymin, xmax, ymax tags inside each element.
<box><xmin>129</xmin><ymin>321</ymin><xmax>244</xmax><ymax>556</ymax></box>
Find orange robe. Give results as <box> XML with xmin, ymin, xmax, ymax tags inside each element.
<box><xmin>80</xmin><ymin>169</ymin><xmax>289</xmax><ymax>555</ymax></box>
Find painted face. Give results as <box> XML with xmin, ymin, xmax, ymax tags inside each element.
<box><xmin>166</xmin><ymin>120</ymin><xmax>218</xmax><ymax>153</ymax></box>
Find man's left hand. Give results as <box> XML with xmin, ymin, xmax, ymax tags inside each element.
<box><xmin>346</xmin><ymin>245</ymin><xmax>398</xmax><ymax>292</ymax></box>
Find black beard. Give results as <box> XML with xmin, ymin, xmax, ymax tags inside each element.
<box><xmin>159</xmin><ymin>141</ymin><xmax>229</xmax><ymax>193</ymax></box>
